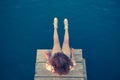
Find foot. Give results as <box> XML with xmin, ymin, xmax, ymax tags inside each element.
<box><xmin>53</xmin><ymin>17</ymin><xmax>58</xmax><ymax>29</ymax></box>
<box><xmin>64</xmin><ymin>18</ymin><xmax>68</xmax><ymax>29</ymax></box>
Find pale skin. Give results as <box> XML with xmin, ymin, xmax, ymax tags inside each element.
<box><xmin>45</xmin><ymin>17</ymin><xmax>75</xmax><ymax>60</ymax></box>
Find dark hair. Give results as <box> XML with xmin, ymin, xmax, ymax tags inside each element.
<box><xmin>50</xmin><ymin>52</ymin><xmax>73</xmax><ymax>75</ymax></box>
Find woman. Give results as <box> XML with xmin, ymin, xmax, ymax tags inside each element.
<box><xmin>44</xmin><ymin>17</ymin><xmax>76</xmax><ymax>75</ymax></box>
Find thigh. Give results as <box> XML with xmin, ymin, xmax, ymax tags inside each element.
<box><xmin>62</xmin><ymin>43</ymin><xmax>70</xmax><ymax>54</ymax></box>
<box><xmin>52</xmin><ymin>43</ymin><xmax>61</xmax><ymax>55</ymax></box>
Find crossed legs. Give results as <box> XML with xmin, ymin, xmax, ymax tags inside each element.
<box><xmin>52</xmin><ymin>17</ymin><xmax>70</xmax><ymax>54</ymax></box>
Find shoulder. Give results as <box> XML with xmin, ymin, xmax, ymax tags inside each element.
<box><xmin>46</xmin><ymin>63</ymin><xmax>54</xmax><ymax>72</ymax></box>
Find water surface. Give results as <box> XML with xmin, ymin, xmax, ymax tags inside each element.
<box><xmin>1</xmin><ymin>0</ymin><xmax>120</xmax><ymax>80</ymax></box>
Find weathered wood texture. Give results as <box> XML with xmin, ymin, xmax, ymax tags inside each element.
<box><xmin>35</xmin><ymin>77</ymin><xmax>84</xmax><ymax>80</ymax></box>
<box><xmin>34</xmin><ymin>49</ymin><xmax>87</xmax><ymax>80</ymax></box>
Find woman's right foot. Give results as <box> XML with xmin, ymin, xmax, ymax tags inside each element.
<box><xmin>53</xmin><ymin>17</ymin><xmax>58</xmax><ymax>29</ymax></box>
<box><xmin>64</xmin><ymin>18</ymin><xmax>68</xmax><ymax>29</ymax></box>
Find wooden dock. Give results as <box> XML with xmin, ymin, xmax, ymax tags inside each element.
<box><xmin>34</xmin><ymin>49</ymin><xmax>87</xmax><ymax>80</ymax></box>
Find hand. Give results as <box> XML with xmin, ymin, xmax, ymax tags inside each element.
<box><xmin>70</xmin><ymin>48</ymin><xmax>74</xmax><ymax>55</ymax></box>
<box><xmin>70</xmin><ymin>48</ymin><xmax>75</xmax><ymax>60</ymax></box>
<box><xmin>44</xmin><ymin>50</ymin><xmax>50</xmax><ymax>60</ymax></box>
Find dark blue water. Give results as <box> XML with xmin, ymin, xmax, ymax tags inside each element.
<box><xmin>1</xmin><ymin>0</ymin><xmax>120</xmax><ymax>80</ymax></box>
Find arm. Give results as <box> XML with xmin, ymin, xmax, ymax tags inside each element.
<box><xmin>70</xmin><ymin>48</ymin><xmax>76</xmax><ymax>66</ymax></box>
<box><xmin>44</xmin><ymin>50</ymin><xmax>53</xmax><ymax>72</ymax></box>
<box><xmin>70</xmin><ymin>48</ymin><xmax>75</xmax><ymax>60</ymax></box>
<box><xmin>44</xmin><ymin>50</ymin><xmax>51</xmax><ymax>61</ymax></box>
<box><xmin>70</xmin><ymin>48</ymin><xmax>76</xmax><ymax>71</ymax></box>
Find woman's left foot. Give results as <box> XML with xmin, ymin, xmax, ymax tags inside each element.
<box><xmin>64</xmin><ymin>18</ymin><xmax>68</xmax><ymax>29</ymax></box>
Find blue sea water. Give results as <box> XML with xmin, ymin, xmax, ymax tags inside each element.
<box><xmin>1</xmin><ymin>0</ymin><xmax>120</xmax><ymax>80</ymax></box>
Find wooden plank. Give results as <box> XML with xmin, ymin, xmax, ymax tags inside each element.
<box><xmin>34</xmin><ymin>49</ymin><xmax>87</xmax><ymax>80</ymax></box>
<box><xmin>36</xmin><ymin>49</ymin><xmax>83</xmax><ymax>63</ymax></box>
<box><xmin>34</xmin><ymin>77</ymin><xmax>84</xmax><ymax>80</ymax></box>
<box><xmin>83</xmin><ymin>59</ymin><xmax>87</xmax><ymax>80</ymax></box>
<box><xmin>35</xmin><ymin>63</ymin><xmax>84</xmax><ymax>77</ymax></box>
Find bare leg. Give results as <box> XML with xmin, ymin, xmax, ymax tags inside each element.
<box><xmin>62</xmin><ymin>18</ymin><xmax>70</xmax><ymax>54</ymax></box>
<box><xmin>52</xmin><ymin>17</ymin><xmax>61</xmax><ymax>54</ymax></box>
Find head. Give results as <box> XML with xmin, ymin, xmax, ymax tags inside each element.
<box><xmin>50</xmin><ymin>52</ymin><xmax>73</xmax><ymax>75</ymax></box>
